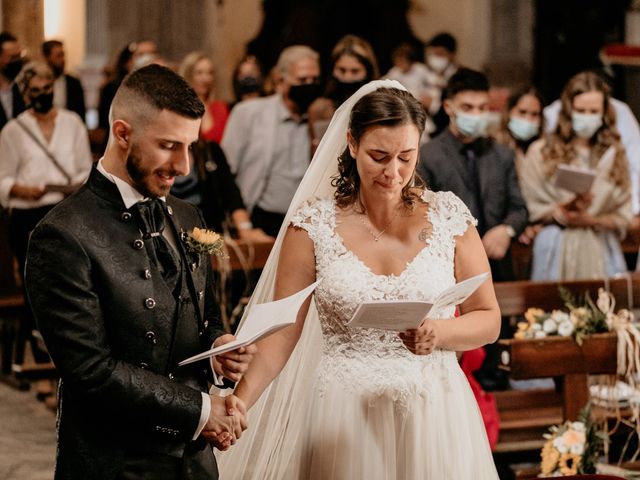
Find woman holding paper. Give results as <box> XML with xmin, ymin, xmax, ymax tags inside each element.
<box><xmin>520</xmin><ymin>72</ymin><xmax>632</xmax><ymax>280</ymax></box>
<box><xmin>215</xmin><ymin>82</ymin><xmax>501</xmax><ymax>478</ymax></box>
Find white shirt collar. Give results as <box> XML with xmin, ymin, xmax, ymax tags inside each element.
<box><xmin>96</xmin><ymin>157</ymin><xmax>166</xmax><ymax>208</ymax></box>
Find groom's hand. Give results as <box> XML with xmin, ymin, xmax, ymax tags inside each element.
<box><xmin>202</xmin><ymin>395</ymin><xmax>241</xmax><ymax>450</ymax></box>
<box><xmin>212</xmin><ymin>334</ymin><xmax>258</xmax><ymax>382</ymax></box>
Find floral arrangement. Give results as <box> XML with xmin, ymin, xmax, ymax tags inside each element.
<box><xmin>185</xmin><ymin>227</ymin><xmax>227</xmax><ymax>257</ymax></box>
<box><xmin>514</xmin><ymin>287</ymin><xmax>610</xmax><ymax>345</ymax></box>
<box><xmin>540</xmin><ymin>409</ymin><xmax>605</xmax><ymax>477</ymax></box>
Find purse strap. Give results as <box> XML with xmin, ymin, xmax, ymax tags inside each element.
<box><xmin>15</xmin><ymin>118</ymin><xmax>72</xmax><ymax>184</ymax></box>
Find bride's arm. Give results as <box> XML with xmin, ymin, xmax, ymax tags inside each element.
<box><xmin>437</xmin><ymin>224</ymin><xmax>501</xmax><ymax>350</ymax></box>
<box><xmin>233</xmin><ymin>225</ymin><xmax>316</xmax><ymax>409</ymax></box>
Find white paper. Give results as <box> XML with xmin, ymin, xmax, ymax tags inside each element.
<box><xmin>347</xmin><ymin>272</ymin><xmax>489</xmax><ymax>332</ymax></box>
<box><xmin>554</xmin><ymin>164</ymin><xmax>596</xmax><ymax>194</ymax></box>
<box><xmin>178</xmin><ymin>281</ymin><xmax>319</xmax><ymax>366</ymax></box>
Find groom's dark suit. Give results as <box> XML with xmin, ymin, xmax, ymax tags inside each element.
<box><xmin>25</xmin><ymin>167</ymin><xmax>225</xmax><ymax>480</ymax></box>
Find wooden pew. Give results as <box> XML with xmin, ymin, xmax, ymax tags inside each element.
<box><xmin>492</xmin><ymin>274</ymin><xmax>640</xmax><ymax>454</ymax></box>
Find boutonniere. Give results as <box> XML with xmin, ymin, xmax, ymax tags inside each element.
<box><xmin>185</xmin><ymin>227</ymin><xmax>227</xmax><ymax>258</ymax></box>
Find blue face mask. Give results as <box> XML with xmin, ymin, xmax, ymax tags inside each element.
<box><xmin>454</xmin><ymin>111</ymin><xmax>488</xmax><ymax>139</ymax></box>
<box><xmin>572</xmin><ymin>112</ymin><xmax>602</xmax><ymax>139</ymax></box>
<box><xmin>508</xmin><ymin>116</ymin><xmax>539</xmax><ymax>142</ymax></box>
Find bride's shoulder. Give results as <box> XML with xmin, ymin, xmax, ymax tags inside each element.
<box><xmin>290</xmin><ymin>196</ymin><xmax>335</xmax><ymax>229</ymax></box>
<box><xmin>419</xmin><ymin>189</ymin><xmax>477</xmax><ymax>234</ymax></box>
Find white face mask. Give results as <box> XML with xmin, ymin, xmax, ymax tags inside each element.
<box><xmin>508</xmin><ymin>116</ymin><xmax>540</xmax><ymax>142</ymax></box>
<box><xmin>427</xmin><ymin>54</ymin><xmax>449</xmax><ymax>73</ymax></box>
<box><xmin>454</xmin><ymin>111</ymin><xmax>489</xmax><ymax>139</ymax></box>
<box><xmin>571</xmin><ymin>112</ymin><xmax>602</xmax><ymax>139</ymax></box>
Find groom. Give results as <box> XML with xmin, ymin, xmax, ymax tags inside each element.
<box><xmin>25</xmin><ymin>64</ymin><xmax>254</xmax><ymax>480</ymax></box>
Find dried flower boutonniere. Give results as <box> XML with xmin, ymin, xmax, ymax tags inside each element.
<box><xmin>185</xmin><ymin>227</ymin><xmax>227</xmax><ymax>258</ymax></box>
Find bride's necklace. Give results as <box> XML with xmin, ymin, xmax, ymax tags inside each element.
<box><xmin>359</xmin><ymin>210</ymin><xmax>400</xmax><ymax>241</ymax></box>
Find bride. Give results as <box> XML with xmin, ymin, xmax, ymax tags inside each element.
<box><xmin>214</xmin><ymin>80</ymin><xmax>500</xmax><ymax>479</ymax></box>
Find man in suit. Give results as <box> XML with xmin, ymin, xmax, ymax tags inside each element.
<box><xmin>418</xmin><ymin>67</ymin><xmax>528</xmax><ymax>391</ymax></box>
<box><xmin>0</xmin><ymin>31</ymin><xmax>26</xmax><ymax>131</ymax></box>
<box><xmin>26</xmin><ymin>64</ymin><xmax>255</xmax><ymax>480</ymax></box>
<box><xmin>222</xmin><ymin>45</ymin><xmax>321</xmax><ymax>236</ymax></box>
<box><xmin>418</xmin><ymin>67</ymin><xmax>528</xmax><ymax>281</ymax></box>
<box><xmin>42</xmin><ymin>40</ymin><xmax>86</xmax><ymax>122</ymax></box>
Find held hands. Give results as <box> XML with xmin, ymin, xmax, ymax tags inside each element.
<box><xmin>202</xmin><ymin>394</ymin><xmax>248</xmax><ymax>451</ymax></box>
<box><xmin>481</xmin><ymin>225</ymin><xmax>512</xmax><ymax>260</ymax></box>
<box><xmin>399</xmin><ymin>319</ymin><xmax>439</xmax><ymax>356</ymax></box>
<box><xmin>212</xmin><ymin>334</ymin><xmax>257</xmax><ymax>382</ymax></box>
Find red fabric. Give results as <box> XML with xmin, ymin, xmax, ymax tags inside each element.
<box><xmin>200</xmin><ymin>100</ymin><xmax>230</xmax><ymax>143</ymax></box>
<box><xmin>602</xmin><ymin>43</ymin><xmax>640</xmax><ymax>57</ymax></box>
<box><xmin>460</xmin><ymin>347</ymin><xmax>500</xmax><ymax>450</ymax></box>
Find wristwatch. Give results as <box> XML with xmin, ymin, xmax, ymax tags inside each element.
<box><xmin>504</xmin><ymin>225</ymin><xmax>516</xmax><ymax>238</ymax></box>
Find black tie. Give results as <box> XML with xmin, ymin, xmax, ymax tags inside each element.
<box><xmin>464</xmin><ymin>147</ymin><xmax>487</xmax><ymax>234</ymax></box>
<box><xmin>134</xmin><ymin>199</ymin><xmax>181</xmax><ymax>291</ymax></box>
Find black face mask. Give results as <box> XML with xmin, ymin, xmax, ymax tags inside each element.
<box><xmin>2</xmin><ymin>59</ymin><xmax>23</xmax><ymax>81</ymax></box>
<box><xmin>29</xmin><ymin>92</ymin><xmax>54</xmax><ymax>114</ymax></box>
<box><xmin>288</xmin><ymin>83</ymin><xmax>322</xmax><ymax>113</ymax></box>
<box><xmin>330</xmin><ymin>77</ymin><xmax>368</xmax><ymax>106</ymax></box>
<box><xmin>235</xmin><ymin>76</ymin><xmax>261</xmax><ymax>97</ymax></box>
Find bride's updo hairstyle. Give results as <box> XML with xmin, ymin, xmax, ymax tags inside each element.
<box><xmin>332</xmin><ymin>87</ymin><xmax>427</xmax><ymax>209</ymax></box>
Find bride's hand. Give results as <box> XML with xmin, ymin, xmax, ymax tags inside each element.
<box><xmin>398</xmin><ymin>319</ymin><xmax>438</xmax><ymax>355</ymax></box>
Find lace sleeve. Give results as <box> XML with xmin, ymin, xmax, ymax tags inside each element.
<box><xmin>435</xmin><ymin>191</ymin><xmax>478</xmax><ymax>237</ymax></box>
<box><xmin>289</xmin><ymin>196</ymin><xmax>333</xmax><ymax>243</ymax></box>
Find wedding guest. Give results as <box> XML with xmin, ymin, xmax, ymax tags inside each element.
<box><xmin>0</xmin><ymin>61</ymin><xmax>92</xmax><ymax>365</ymax></box>
<box><xmin>520</xmin><ymin>71</ymin><xmax>632</xmax><ymax>280</ymax></box>
<box><xmin>179</xmin><ymin>51</ymin><xmax>229</xmax><ymax>144</ymax></box>
<box><xmin>98</xmin><ymin>43</ymin><xmax>135</xmax><ymax>134</ymax></box>
<box><xmin>384</xmin><ymin>43</ymin><xmax>431</xmax><ymax>110</ymax></box>
<box><xmin>42</xmin><ymin>39</ymin><xmax>86</xmax><ymax>122</ymax></box>
<box><xmin>221</xmin><ymin>45</ymin><xmax>321</xmax><ymax>236</ymax></box>
<box><xmin>424</xmin><ymin>33</ymin><xmax>459</xmax><ymax>116</ymax></box>
<box><xmin>217</xmin><ymin>81</ymin><xmax>500</xmax><ymax>479</ymax></box>
<box><xmin>0</xmin><ymin>31</ymin><xmax>26</xmax><ymax>131</ymax></box>
<box><xmin>418</xmin><ymin>67</ymin><xmax>528</xmax><ymax>282</ymax></box>
<box><xmin>494</xmin><ymin>85</ymin><xmax>544</xmax><ymax>173</ymax></box>
<box><xmin>545</xmin><ymin>81</ymin><xmax>640</xmax><ymax>216</ymax></box>
<box><xmin>25</xmin><ymin>64</ymin><xmax>255</xmax><ymax>480</ymax></box>
<box><xmin>309</xmin><ymin>34</ymin><xmax>379</xmax><ymax>147</ymax></box>
<box><xmin>231</xmin><ymin>55</ymin><xmax>263</xmax><ymax>106</ymax></box>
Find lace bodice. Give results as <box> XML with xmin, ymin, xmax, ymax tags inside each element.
<box><xmin>290</xmin><ymin>190</ymin><xmax>476</xmax><ymax>404</ymax></box>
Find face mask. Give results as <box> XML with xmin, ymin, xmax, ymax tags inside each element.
<box><xmin>29</xmin><ymin>92</ymin><xmax>54</xmax><ymax>114</ymax></box>
<box><xmin>2</xmin><ymin>59</ymin><xmax>23</xmax><ymax>81</ymax></box>
<box><xmin>288</xmin><ymin>83</ymin><xmax>322</xmax><ymax>113</ymax></box>
<box><xmin>427</xmin><ymin>54</ymin><xmax>449</xmax><ymax>73</ymax></box>
<box><xmin>454</xmin><ymin>111</ymin><xmax>488</xmax><ymax>139</ymax></box>
<box><xmin>508</xmin><ymin>116</ymin><xmax>539</xmax><ymax>142</ymax></box>
<box><xmin>235</xmin><ymin>76</ymin><xmax>261</xmax><ymax>97</ymax></box>
<box><xmin>572</xmin><ymin>112</ymin><xmax>602</xmax><ymax>139</ymax></box>
<box><xmin>330</xmin><ymin>77</ymin><xmax>368</xmax><ymax>106</ymax></box>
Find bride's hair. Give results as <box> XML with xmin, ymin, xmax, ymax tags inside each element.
<box><xmin>332</xmin><ymin>87</ymin><xmax>427</xmax><ymax>209</ymax></box>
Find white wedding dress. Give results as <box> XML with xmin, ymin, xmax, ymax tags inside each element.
<box><xmin>272</xmin><ymin>189</ymin><xmax>498</xmax><ymax>479</ymax></box>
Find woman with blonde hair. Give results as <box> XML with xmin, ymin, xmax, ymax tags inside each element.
<box><xmin>179</xmin><ymin>51</ymin><xmax>229</xmax><ymax>142</ymax></box>
<box><xmin>520</xmin><ymin>71</ymin><xmax>632</xmax><ymax>280</ymax></box>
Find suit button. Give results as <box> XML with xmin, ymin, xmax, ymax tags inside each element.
<box><xmin>197</xmin><ymin>291</ymin><xmax>204</xmax><ymax>300</ymax></box>
<box><xmin>166</xmin><ymin>206</ymin><xmax>173</xmax><ymax>216</ymax></box>
<box><xmin>143</xmin><ymin>269</ymin><xmax>152</xmax><ymax>279</ymax></box>
<box><xmin>180</xmin><ymin>230</ymin><xmax>188</xmax><ymax>241</ymax></box>
<box><xmin>145</xmin><ymin>331</ymin><xmax>156</xmax><ymax>344</ymax></box>
<box><xmin>203</xmin><ymin>320</ymin><xmax>209</xmax><ymax>329</ymax></box>
<box><xmin>121</xmin><ymin>212</ymin><xmax>132</xmax><ymax>221</ymax></box>
<box><xmin>168</xmin><ymin>373</ymin><xmax>175</xmax><ymax>380</ymax></box>
<box><xmin>139</xmin><ymin>362</ymin><xmax>149</xmax><ymax>370</ymax></box>
<box><xmin>133</xmin><ymin>239</ymin><xmax>144</xmax><ymax>250</ymax></box>
<box><xmin>144</xmin><ymin>298</ymin><xmax>156</xmax><ymax>309</ymax></box>
<box><xmin>198</xmin><ymin>331</ymin><xmax>204</xmax><ymax>337</ymax></box>
<box><xmin>190</xmin><ymin>262</ymin><xmax>197</xmax><ymax>272</ymax></box>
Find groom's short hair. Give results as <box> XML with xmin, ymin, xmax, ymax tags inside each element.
<box><xmin>109</xmin><ymin>64</ymin><xmax>204</xmax><ymax>130</ymax></box>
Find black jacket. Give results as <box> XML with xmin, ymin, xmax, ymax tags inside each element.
<box><xmin>25</xmin><ymin>167</ymin><xmax>225</xmax><ymax>479</ymax></box>
<box><xmin>64</xmin><ymin>74</ymin><xmax>86</xmax><ymax>122</ymax></box>
<box><xmin>0</xmin><ymin>83</ymin><xmax>26</xmax><ymax>131</ymax></box>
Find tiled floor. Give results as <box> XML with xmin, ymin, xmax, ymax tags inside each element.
<box><xmin>0</xmin><ymin>382</ymin><xmax>56</xmax><ymax>480</ymax></box>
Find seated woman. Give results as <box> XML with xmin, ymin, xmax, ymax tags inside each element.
<box><xmin>216</xmin><ymin>81</ymin><xmax>500</xmax><ymax>479</ymax></box>
<box><xmin>520</xmin><ymin>72</ymin><xmax>632</xmax><ymax>280</ymax></box>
